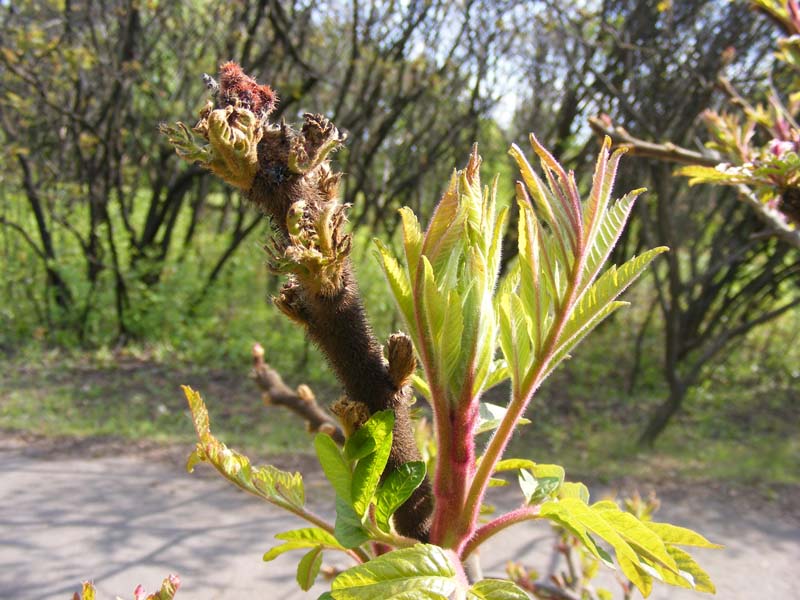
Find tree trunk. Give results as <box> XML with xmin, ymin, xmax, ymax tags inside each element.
<box><xmin>638</xmin><ymin>384</ymin><xmax>686</xmax><ymax>447</ymax></box>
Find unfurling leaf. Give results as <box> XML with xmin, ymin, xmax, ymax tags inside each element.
<box><xmin>183</xmin><ymin>386</ymin><xmax>304</xmax><ymax>510</ymax></box>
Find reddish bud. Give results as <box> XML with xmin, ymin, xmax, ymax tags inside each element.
<box><xmin>217</xmin><ymin>62</ymin><xmax>278</xmax><ymax>118</ymax></box>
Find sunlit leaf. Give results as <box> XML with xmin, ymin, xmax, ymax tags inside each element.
<box><xmin>330</xmin><ymin>544</ymin><xmax>457</xmax><ymax>600</ymax></box>
<box><xmin>592</xmin><ymin>501</ymin><xmax>679</xmax><ymax>574</ymax></box>
<box><xmin>375</xmin><ymin>461</ymin><xmax>427</xmax><ymax>533</ymax></box>
<box><xmin>263</xmin><ymin>527</ymin><xmax>344</xmax><ymax>561</ymax></box>
<box><xmin>315</xmin><ymin>433</ymin><xmax>353</xmax><ymax>504</ymax></box>
<box><xmin>297</xmin><ymin>546</ymin><xmax>324</xmax><ymax>591</ymax></box>
<box><xmin>374</xmin><ymin>239</ymin><xmax>414</xmax><ymax>326</ymax></box>
<box><xmin>644</xmin><ymin>522</ymin><xmax>723</xmax><ymax>549</ymax></box>
<box><xmin>467</xmin><ymin>578</ymin><xmax>530</xmax><ymax>599</ymax></box>
<box><xmin>664</xmin><ymin>546</ymin><xmax>715</xmax><ymax>593</ymax></box>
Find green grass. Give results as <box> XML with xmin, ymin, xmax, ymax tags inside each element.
<box><xmin>0</xmin><ymin>351</ymin><xmax>313</xmax><ymax>456</ymax></box>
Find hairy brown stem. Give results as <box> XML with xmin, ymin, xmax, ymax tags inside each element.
<box><xmin>191</xmin><ymin>63</ymin><xmax>433</xmax><ymax>540</ymax></box>
<box><xmin>279</xmin><ymin>267</ymin><xmax>432</xmax><ymax>540</ymax></box>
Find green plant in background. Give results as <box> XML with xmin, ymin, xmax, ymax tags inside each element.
<box><xmin>161</xmin><ymin>63</ymin><xmax>720</xmax><ymax>599</ymax></box>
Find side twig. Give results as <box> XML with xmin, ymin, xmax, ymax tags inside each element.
<box><xmin>251</xmin><ymin>343</ymin><xmax>345</xmax><ymax>444</ymax></box>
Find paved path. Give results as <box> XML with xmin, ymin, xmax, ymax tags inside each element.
<box><xmin>1</xmin><ymin>443</ymin><xmax>798</xmax><ymax>599</ymax></box>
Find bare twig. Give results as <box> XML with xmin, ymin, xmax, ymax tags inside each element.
<box><xmin>251</xmin><ymin>343</ymin><xmax>344</xmax><ymax>444</ymax></box>
<box><xmin>587</xmin><ymin>116</ymin><xmax>718</xmax><ymax>167</ymax></box>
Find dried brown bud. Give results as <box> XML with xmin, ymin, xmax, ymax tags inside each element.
<box><xmin>387</xmin><ymin>332</ymin><xmax>416</xmax><ymax>388</ymax></box>
<box><xmin>296</xmin><ymin>384</ymin><xmax>315</xmax><ymax>403</ymax></box>
<box><xmin>331</xmin><ymin>396</ymin><xmax>370</xmax><ymax>438</ymax></box>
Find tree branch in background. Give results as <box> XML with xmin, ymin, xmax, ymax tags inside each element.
<box><xmin>587</xmin><ymin>116</ymin><xmax>719</xmax><ymax>167</ymax></box>
<box><xmin>588</xmin><ymin>115</ymin><xmax>800</xmax><ymax>248</ymax></box>
<box><xmin>251</xmin><ymin>343</ymin><xmax>344</xmax><ymax>445</ymax></box>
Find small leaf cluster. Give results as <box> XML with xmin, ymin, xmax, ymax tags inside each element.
<box><xmin>677</xmin><ymin>0</ymin><xmax>800</xmax><ymax>223</ymax></box>
<box><xmin>73</xmin><ymin>575</ymin><xmax>180</xmax><ymax>600</ymax></box>
<box><xmin>314</xmin><ymin>410</ymin><xmax>426</xmax><ymax>547</ymax></box>
<box><xmin>539</xmin><ymin>494</ymin><xmax>719</xmax><ymax>596</ymax></box>
<box><xmin>160</xmin><ymin>100</ymin><xmax>262</xmax><ymax>190</ymax></box>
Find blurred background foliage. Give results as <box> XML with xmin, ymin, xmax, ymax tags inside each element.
<box><xmin>1</xmin><ymin>0</ymin><xmax>798</xmax><ymax>485</ymax></box>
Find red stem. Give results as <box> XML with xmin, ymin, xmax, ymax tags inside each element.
<box><xmin>461</xmin><ymin>504</ymin><xmax>541</xmax><ymax>559</ymax></box>
<box><xmin>429</xmin><ymin>398</ymin><xmax>479</xmax><ymax>548</ymax></box>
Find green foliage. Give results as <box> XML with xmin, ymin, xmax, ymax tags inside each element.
<box><xmin>312</xmin><ymin>410</ymin><xmax>428</xmax><ymax>550</ymax></box>
<box><xmin>506</xmin><ymin>490</ymin><xmax>718</xmax><ymax>599</ymax></box>
<box><xmin>329</xmin><ymin>544</ymin><xmax>458</xmax><ymax>599</ymax></box>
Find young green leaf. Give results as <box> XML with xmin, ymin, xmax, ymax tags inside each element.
<box><xmin>492</xmin><ymin>458</ymin><xmax>537</xmax><ymax>473</ymax></box>
<box><xmin>374</xmin><ymin>461</ymin><xmax>427</xmax><ymax>532</ymax></box>
<box><xmin>559</xmin><ymin>482</ymin><xmax>589</xmax><ymax>503</ymax></box>
<box><xmin>296</xmin><ymin>546</ymin><xmax>324</xmax><ymax>591</ymax></box>
<box><xmin>183</xmin><ymin>386</ymin><xmax>305</xmax><ymax>510</ymax></box>
<box><xmin>475</xmin><ymin>402</ymin><xmax>531</xmax><ymax>435</ymax></box>
<box><xmin>644</xmin><ymin>522</ymin><xmax>723</xmax><ymax>549</ymax></box>
<box><xmin>664</xmin><ymin>546</ymin><xmax>716</xmax><ymax>593</ymax></box>
<box><xmin>399</xmin><ymin>206</ymin><xmax>423</xmax><ymax>282</ymax></box>
<box><xmin>517</xmin><ymin>468</ymin><xmax>562</xmax><ymax>505</ymax></box>
<box><xmin>542</xmin><ymin>497</ymin><xmax>649</xmax><ymax>594</ymax></box>
<box><xmin>539</xmin><ymin>501</ymin><xmax>614</xmax><ymax>567</ymax></box>
<box><xmin>374</xmin><ymin>239</ymin><xmax>414</xmax><ymax>326</ymax></box>
<box><xmin>592</xmin><ymin>501</ymin><xmax>679</xmax><ymax>574</ymax></box>
<box><xmin>315</xmin><ymin>433</ymin><xmax>353</xmax><ymax>504</ymax></box>
<box><xmin>467</xmin><ymin>578</ymin><xmax>530</xmax><ymax>600</ymax></box>
<box><xmin>581</xmin><ymin>190</ymin><xmax>641</xmax><ymax>293</ymax></box>
<box><xmin>330</xmin><ymin>544</ymin><xmax>458</xmax><ymax>600</ymax></box>
<box><xmin>334</xmin><ymin>496</ymin><xmax>370</xmax><ymax>549</ymax></box>
<box><xmin>263</xmin><ymin>527</ymin><xmax>344</xmax><ymax>561</ymax></box>
<box><xmin>351</xmin><ymin>410</ymin><xmax>395</xmax><ymax>453</ymax></box>
<box><xmin>349</xmin><ymin>410</ymin><xmax>395</xmax><ymax>516</ymax></box>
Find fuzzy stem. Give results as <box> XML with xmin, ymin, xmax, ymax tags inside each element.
<box><xmin>459</xmin><ymin>248</ymin><xmax>587</xmax><ymax>551</ymax></box>
<box><xmin>461</xmin><ymin>504</ymin><xmax>541</xmax><ymax>559</ymax></box>
<box><xmin>429</xmin><ymin>396</ymin><xmax>479</xmax><ymax>548</ymax></box>
<box><xmin>300</xmin><ymin>268</ymin><xmax>433</xmax><ymax>540</ymax></box>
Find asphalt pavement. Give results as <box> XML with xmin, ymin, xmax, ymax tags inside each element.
<box><xmin>1</xmin><ymin>439</ymin><xmax>797</xmax><ymax>599</ymax></box>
